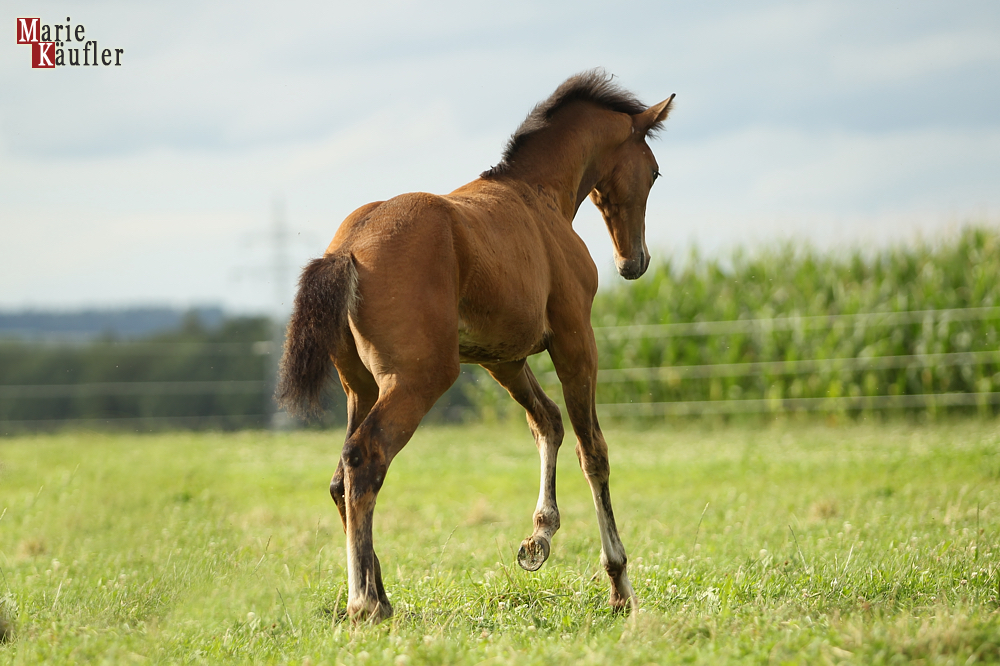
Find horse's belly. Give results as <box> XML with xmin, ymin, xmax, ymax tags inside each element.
<box><xmin>457</xmin><ymin>320</ymin><xmax>546</xmax><ymax>364</ymax></box>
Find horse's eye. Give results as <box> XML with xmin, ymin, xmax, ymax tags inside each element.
<box><xmin>652</xmin><ymin>170</ymin><xmax>661</xmax><ymax>182</ymax></box>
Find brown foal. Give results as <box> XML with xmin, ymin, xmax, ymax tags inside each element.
<box><xmin>278</xmin><ymin>69</ymin><xmax>674</xmax><ymax>623</ymax></box>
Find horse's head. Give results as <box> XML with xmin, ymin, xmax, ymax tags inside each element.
<box><xmin>589</xmin><ymin>94</ymin><xmax>675</xmax><ymax>280</ymax></box>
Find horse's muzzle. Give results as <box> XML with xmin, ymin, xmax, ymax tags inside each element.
<box><xmin>616</xmin><ymin>249</ymin><xmax>649</xmax><ymax>280</ymax></box>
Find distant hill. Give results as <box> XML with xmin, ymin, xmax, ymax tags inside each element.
<box><xmin>0</xmin><ymin>307</ymin><xmax>226</xmax><ymax>340</ymax></box>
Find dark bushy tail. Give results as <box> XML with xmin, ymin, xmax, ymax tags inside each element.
<box><xmin>276</xmin><ymin>253</ymin><xmax>359</xmax><ymax>419</ymax></box>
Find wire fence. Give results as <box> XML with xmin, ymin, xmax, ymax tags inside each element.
<box><xmin>592</xmin><ymin>305</ymin><xmax>1000</xmax><ymax>339</ymax></box>
<box><xmin>598</xmin><ymin>391</ymin><xmax>1000</xmax><ymax>417</ymax></box>
<box><xmin>596</xmin><ymin>351</ymin><xmax>1000</xmax><ymax>382</ymax></box>
<box><xmin>0</xmin><ymin>340</ymin><xmax>277</xmax><ymax>433</ymax></box>
<box><xmin>2</xmin><ymin>306</ymin><xmax>1000</xmax><ymax>431</ymax></box>
<box><xmin>0</xmin><ymin>380</ymin><xmax>266</xmax><ymax>399</ymax></box>
<box><xmin>585</xmin><ymin>305</ymin><xmax>1000</xmax><ymax>418</ymax></box>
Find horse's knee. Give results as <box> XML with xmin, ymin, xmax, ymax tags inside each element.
<box><xmin>550</xmin><ymin>413</ymin><xmax>565</xmax><ymax>447</ymax></box>
<box><xmin>330</xmin><ymin>472</ymin><xmax>345</xmax><ymax>503</ymax></box>
<box><xmin>541</xmin><ymin>406</ymin><xmax>564</xmax><ymax>445</ymax></box>
<box><xmin>543</xmin><ymin>398</ymin><xmax>564</xmax><ymax>439</ymax></box>
<box><xmin>528</xmin><ymin>397</ymin><xmax>564</xmax><ymax>448</ymax></box>
<box><xmin>575</xmin><ymin>442</ymin><xmax>609</xmax><ymax>482</ymax></box>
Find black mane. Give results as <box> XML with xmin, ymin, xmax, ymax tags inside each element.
<box><xmin>482</xmin><ymin>69</ymin><xmax>656</xmax><ymax>178</ymax></box>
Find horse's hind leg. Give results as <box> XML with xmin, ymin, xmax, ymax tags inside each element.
<box><xmin>341</xmin><ymin>365</ymin><xmax>458</xmax><ymax>622</ymax></box>
<box><xmin>330</xmin><ymin>384</ymin><xmax>378</xmax><ymax>531</ymax></box>
<box><xmin>483</xmin><ymin>360</ymin><xmax>564</xmax><ymax>571</ymax></box>
<box><xmin>331</xmin><ymin>344</ymin><xmax>379</xmax><ymax>531</ymax></box>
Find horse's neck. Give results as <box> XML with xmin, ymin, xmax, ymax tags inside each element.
<box><xmin>509</xmin><ymin>110</ymin><xmax>623</xmax><ymax>221</ymax></box>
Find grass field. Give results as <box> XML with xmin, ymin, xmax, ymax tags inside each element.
<box><xmin>1</xmin><ymin>420</ymin><xmax>999</xmax><ymax>664</ymax></box>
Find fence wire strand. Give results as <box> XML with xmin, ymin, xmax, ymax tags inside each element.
<box><xmin>3</xmin><ymin>306</ymin><xmax>1000</xmax><ymax>427</ymax></box>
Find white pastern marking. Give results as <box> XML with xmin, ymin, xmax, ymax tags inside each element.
<box><xmin>532</xmin><ymin>435</ymin><xmax>560</xmax><ymax>541</ymax></box>
<box><xmin>591</xmin><ymin>484</ymin><xmax>626</xmax><ymax>566</ymax></box>
<box><xmin>346</xmin><ymin>535</ymin><xmax>364</xmax><ymax>603</ymax></box>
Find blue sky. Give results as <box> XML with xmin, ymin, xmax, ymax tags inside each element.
<box><xmin>2</xmin><ymin>1</ymin><xmax>999</xmax><ymax>313</ymax></box>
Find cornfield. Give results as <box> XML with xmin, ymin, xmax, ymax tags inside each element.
<box><xmin>513</xmin><ymin>226</ymin><xmax>1000</xmax><ymax>415</ymax></box>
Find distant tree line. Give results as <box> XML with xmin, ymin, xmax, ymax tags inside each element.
<box><xmin>0</xmin><ymin>312</ymin><xmax>478</xmax><ymax>433</ymax></box>
<box><xmin>0</xmin><ymin>306</ymin><xmax>225</xmax><ymax>339</ymax></box>
<box><xmin>0</xmin><ymin>314</ymin><xmax>272</xmax><ymax>432</ymax></box>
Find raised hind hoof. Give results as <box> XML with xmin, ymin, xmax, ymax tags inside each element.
<box><xmin>516</xmin><ymin>536</ymin><xmax>550</xmax><ymax>572</ymax></box>
<box><xmin>347</xmin><ymin>597</ymin><xmax>393</xmax><ymax>625</ymax></box>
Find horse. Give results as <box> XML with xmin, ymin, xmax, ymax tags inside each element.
<box><xmin>277</xmin><ymin>69</ymin><xmax>674</xmax><ymax>623</ymax></box>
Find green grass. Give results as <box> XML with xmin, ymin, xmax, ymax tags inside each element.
<box><xmin>1</xmin><ymin>421</ymin><xmax>999</xmax><ymax>664</ymax></box>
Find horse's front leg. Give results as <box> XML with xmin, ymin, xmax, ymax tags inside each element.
<box><xmin>483</xmin><ymin>360</ymin><xmax>565</xmax><ymax>571</ymax></box>
<box><xmin>549</xmin><ymin>334</ymin><xmax>637</xmax><ymax>612</ymax></box>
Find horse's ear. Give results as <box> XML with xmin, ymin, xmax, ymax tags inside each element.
<box><xmin>634</xmin><ymin>94</ymin><xmax>675</xmax><ymax>135</ymax></box>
